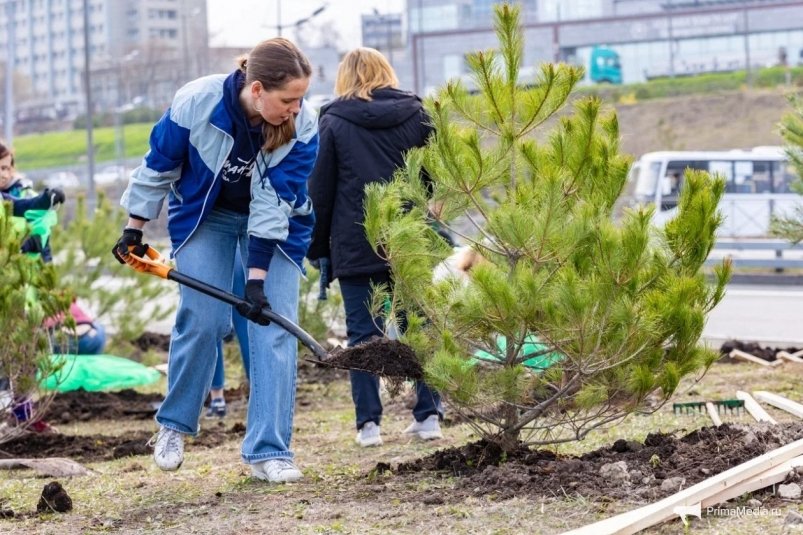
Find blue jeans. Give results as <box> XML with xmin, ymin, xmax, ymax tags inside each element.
<box><xmin>156</xmin><ymin>208</ymin><xmax>300</xmax><ymax>462</ymax></box>
<box><xmin>339</xmin><ymin>273</ymin><xmax>443</xmax><ymax>430</ymax></box>
<box><xmin>211</xmin><ymin>259</ymin><xmax>249</xmax><ymax>390</ymax></box>
<box><xmin>51</xmin><ymin>324</ymin><xmax>107</xmax><ymax>355</ymax></box>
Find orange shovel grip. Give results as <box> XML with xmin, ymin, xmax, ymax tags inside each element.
<box><xmin>124</xmin><ymin>245</ymin><xmax>173</xmax><ymax>279</ymax></box>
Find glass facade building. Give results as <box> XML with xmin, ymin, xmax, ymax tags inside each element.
<box><xmin>402</xmin><ymin>0</ymin><xmax>803</xmax><ymax>94</ymax></box>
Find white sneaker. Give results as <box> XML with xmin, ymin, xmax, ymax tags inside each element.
<box><xmin>355</xmin><ymin>421</ymin><xmax>383</xmax><ymax>447</ymax></box>
<box><xmin>251</xmin><ymin>458</ymin><xmax>303</xmax><ymax>483</ymax></box>
<box><xmin>403</xmin><ymin>415</ymin><xmax>443</xmax><ymax>440</ymax></box>
<box><xmin>148</xmin><ymin>426</ymin><xmax>185</xmax><ymax>471</ymax></box>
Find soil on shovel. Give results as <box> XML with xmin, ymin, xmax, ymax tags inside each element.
<box><xmin>321</xmin><ymin>338</ymin><xmax>423</xmax><ymax>380</ymax></box>
<box><xmin>394</xmin><ymin>422</ymin><xmax>803</xmax><ymax>503</ymax></box>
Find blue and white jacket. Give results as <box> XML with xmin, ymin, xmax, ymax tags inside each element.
<box><xmin>121</xmin><ymin>73</ymin><xmax>319</xmax><ymax>271</ymax></box>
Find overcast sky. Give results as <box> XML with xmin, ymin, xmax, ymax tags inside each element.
<box><xmin>207</xmin><ymin>0</ymin><xmax>405</xmax><ymax>49</ymax></box>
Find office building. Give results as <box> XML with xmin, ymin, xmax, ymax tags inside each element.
<box><xmin>0</xmin><ymin>0</ymin><xmax>208</xmax><ymax>126</ymax></box>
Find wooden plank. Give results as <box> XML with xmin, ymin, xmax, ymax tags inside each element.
<box><xmin>0</xmin><ymin>457</ymin><xmax>91</xmax><ymax>477</ymax></box>
<box><xmin>702</xmin><ymin>455</ymin><xmax>803</xmax><ymax>508</ymax></box>
<box><xmin>753</xmin><ymin>391</ymin><xmax>803</xmax><ymax>418</ymax></box>
<box><xmin>792</xmin><ymin>349</ymin><xmax>803</xmax><ymax>359</ymax></box>
<box><xmin>562</xmin><ymin>437</ymin><xmax>803</xmax><ymax>535</ymax></box>
<box><xmin>736</xmin><ymin>391</ymin><xmax>777</xmax><ymax>424</ymax></box>
<box><xmin>729</xmin><ymin>349</ymin><xmax>782</xmax><ymax>367</ymax></box>
<box><xmin>705</xmin><ymin>402</ymin><xmax>723</xmax><ymax>427</ymax></box>
<box><xmin>778</xmin><ymin>351</ymin><xmax>803</xmax><ymax>364</ymax></box>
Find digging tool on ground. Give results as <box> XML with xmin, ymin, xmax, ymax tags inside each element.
<box><xmin>120</xmin><ymin>245</ymin><xmax>422</xmax><ymax>379</ymax></box>
<box><xmin>672</xmin><ymin>399</ymin><xmax>745</xmax><ymax>420</ymax></box>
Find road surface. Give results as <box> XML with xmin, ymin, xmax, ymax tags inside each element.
<box><xmin>703</xmin><ymin>284</ymin><xmax>803</xmax><ymax>347</ymax></box>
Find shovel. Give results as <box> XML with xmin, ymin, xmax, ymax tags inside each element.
<box><xmin>121</xmin><ymin>245</ymin><xmax>423</xmax><ymax>380</ymax></box>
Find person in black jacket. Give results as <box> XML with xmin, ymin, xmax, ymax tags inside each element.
<box><xmin>307</xmin><ymin>48</ymin><xmax>443</xmax><ymax>448</ymax></box>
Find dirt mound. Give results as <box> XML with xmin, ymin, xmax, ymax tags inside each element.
<box><xmin>719</xmin><ymin>340</ymin><xmax>803</xmax><ymax>362</ymax></box>
<box><xmin>395</xmin><ymin>422</ymin><xmax>803</xmax><ymax>502</ymax></box>
<box><xmin>0</xmin><ymin>421</ymin><xmax>245</xmax><ymax>463</ymax></box>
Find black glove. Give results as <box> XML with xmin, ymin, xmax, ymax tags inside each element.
<box><xmin>235</xmin><ymin>279</ymin><xmax>271</xmax><ymax>326</ymax></box>
<box><xmin>112</xmin><ymin>228</ymin><xmax>147</xmax><ymax>264</ymax></box>
<box><xmin>28</xmin><ymin>188</ymin><xmax>66</xmax><ymax>210</ymax></box>
<box><xmin>47</xmin><ymin>188</ymin><xmax>66</xmax><ymax>207</ymax></box>
<box><xmin>20</xmin><ymin>235</ymin><xmax>44</xmax><ymax>254</ymax></box>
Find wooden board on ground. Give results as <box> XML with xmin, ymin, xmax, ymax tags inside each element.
<box><xmin>702</xmin><ymin>455</ymin><xmax>803</xmax><ymax>508</ymax></box>
<box><xmin>778</xmin><ymin>351</ymin><xmax>803</xmax><ymax>364</ymax></box>
<box><xmin>0</xmin><ymin>457</ymin><xmax>91</xmax><ymax>477</ymax></box>
<box><xmin>736</xmin><ymin>391</ymin><xmax>777</xmax><ymax>424</ymax></box>
<box><xmin>753</xmin><ymin>391</ymin><xmax>803</xmax><ymax>419</ymax></box>
<box><xmin>563</xmin><ymin>437</ymin><xmax>803</xmax><ymax>535</ymax></box>
<box><xmin>729</xmin><ymin>349</ymin><xmax>783</xmax><ymax>367</ymax></box>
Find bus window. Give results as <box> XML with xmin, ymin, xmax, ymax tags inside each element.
<box><xmin>732</xmin><ymin>161</ymin><xmax>754</xmax><ymax>193</ymax></box>
<box><xmin>752</xmin><ymin>161</ymin><xmax>771</xmax><ymax>193</ymax></box>
<box><xmin>634</xmin><ymin>161</ymin><xmax>662</xmax><ymax>203</ymax></box>
<box><xmin>710</xmin><ymin>161</ymin><xmax>734</xmax><ymax>185</ymax></box>
<box><xmin>772</xmin><ymin>161</ymin><xmax>797</xmax><ymax>193</ymax></box>
<box><xmin>661</xmin><ymin>160</ymin><xmax>706</xmax><ymax>210</ymax></box>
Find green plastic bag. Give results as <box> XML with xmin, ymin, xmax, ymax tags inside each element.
<box><xmin>42</xmin><ymin>354</ymin><xmax>162</xmax><ymax>392</ymax></box>
<box><xmin>473</xmin><ymin>334</ymin><xmax>564</xmax><ymax>372</ymax></box>
<box><xmin>12</xmin><ymin>209</ymin><xmax>57</xmax><ymax>257</ymax></box>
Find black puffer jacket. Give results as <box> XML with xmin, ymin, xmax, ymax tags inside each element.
<box><xmin>307</xmin><ymin>87</ymin><xmax>433</xmax><ymax>279</ymax></box>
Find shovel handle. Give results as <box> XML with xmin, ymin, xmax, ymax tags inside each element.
<box><xmin>166</xmin><ymin>270</ymin><xmax>329</xmax><ymax>361</ymax></box>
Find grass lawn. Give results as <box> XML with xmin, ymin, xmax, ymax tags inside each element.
<box><xmin>12</xmin><ymin>124</ymin><xmax>152</xmax><ymax>170</ymax></box>
<box><xmin>1</xmin><ymin>359</ymin><xmax>803</xmax><ymax>534</ymax></box>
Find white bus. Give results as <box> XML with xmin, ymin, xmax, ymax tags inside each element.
<box><xmin>629</xmin><ymin>146</ymin><xmax>799</xmax><ymax>238</ymax></box>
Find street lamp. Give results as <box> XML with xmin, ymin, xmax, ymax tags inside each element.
<box><xmin>82</xmin><ymin>0</ymin><xmax>96</xmax><ymax>213</ymax></box>
<box><xmin>3</xmin><ymin>0</ymin><xmax>16</xmax><ymax>145</ymax></box>
<box><xmin>114</xmin><ymin>50</ymin><xmax>140</xmax><ymax>182</ymax></box>
<box><xmin>372</xmin><ymin>9</ymin><xmax>395</xmax><ymax>66</ymax></box>
<box><xmin>181</xmin><ymin>6</ymin><xmax>202</xmax><ymax>82</ymax></box>
<box><xmin>265</xmin><ymin>2</ymin><xmax>327</xmax><ymax>37</ymax></box>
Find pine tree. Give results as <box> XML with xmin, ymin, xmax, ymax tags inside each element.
<box><xmin>771</xmin><ymin>96</ymin><xmax>803</xmax><ymax>242</ymax></box>
<box><xmin>0</xmin><ymin>201</ymin><xmax>71</xmax><ymax>442</ymax></box>
<box><xmin>363</xmin><ymin>3</ymin><xmax>730</xmax><ymax>451</ymax></box>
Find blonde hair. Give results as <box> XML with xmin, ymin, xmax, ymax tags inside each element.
<box><xmin>334</xmin><ymin>48</ymin><xmax>399</xmax><ymax>101</ymax></box>
<box><xmin>236</xmin><ymin>38</ymin><xmax>312</xmax><ymax>151</ymax></box>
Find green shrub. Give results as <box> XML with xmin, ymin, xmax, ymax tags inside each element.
<box><xmin>0</xmin><ymin>202</ymin><xmax>72</xmax><ymax>443</ymax></box>
<box><xmin>50</xmin><ymin>193</ymin><xmax>176</xmax><ymax>356</ymax></box>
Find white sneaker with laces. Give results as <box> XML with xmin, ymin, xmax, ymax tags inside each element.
<box><xmin>355</xmin><ymin>421</ymin><xmax>383</xmax><ymax>447</ymax></box>
<box><xmin>251</xmin><ymin>458</ymin><xmax>303</xmax><ymax>483</ymax></box>
<box><xmin>149</xmin><ymin>426</ymin><xmax>185</xmax><ymax>471</ymax></box>
<box><xmin>403</xmin><ymin>414</ymin><xmax>443</xmax><ymax>440</ymax></box>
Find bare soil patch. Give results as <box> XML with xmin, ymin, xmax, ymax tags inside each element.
<box><xmin>47</xmin><ymin>389</ymin><xmax>164</xmax><ymax>424</ymax></box>
<box><xmin>0</xmin><ymin>421</ymin><xmax>245</xmax><ymax>463</ymax></box>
